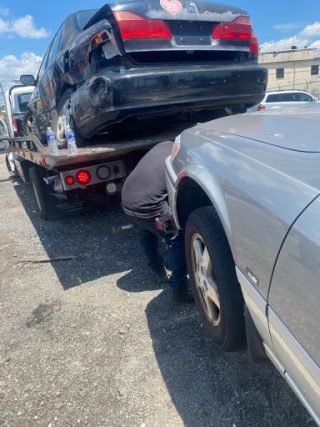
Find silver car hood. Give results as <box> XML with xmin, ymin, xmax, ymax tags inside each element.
<box><xmin>198</xmin><ymin>104</ymin><xmax>320</xmax><ymax>153</ymax></box>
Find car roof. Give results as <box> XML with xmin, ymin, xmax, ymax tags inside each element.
<box><xmin>266</xmin><ymin>90</ymin><xmax>309</xmax><ymax>95</ymax></box>
<box><xmin>198</xmin><ymin>104</ymin><xmax>320</xmax><ymax>153</ymax></box>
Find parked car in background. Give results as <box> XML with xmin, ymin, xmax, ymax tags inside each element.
<box><xmin>4</xmin><ymin>85</ymin><xmax>34</xmax><ymax>137</ymax></box>
<box><xmin>165</xmin><ymin>104</ymin><xmax>320</xmax><ymax>426</ymax></box>
<box><xmin>20</xmin><ymin>0</ymin><xmax>267</xmax><ymax>145</ymax></box>
<box><xmin>250</xmin><ymin>89</ymin><xmax>318</xmax><ymax>111</ymax></box>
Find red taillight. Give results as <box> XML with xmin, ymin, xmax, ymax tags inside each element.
<box><xmin>212</xmin><ymin>16</ymin><xmax>252</xmax><ymax>41</ymax></box>
<box><xmin>12</xmin><ymin>118</ymin><xmax>18</xmax><ymax>134</ymax></box>
<box><xmin>65</xmin><ymin>176</ymin><xmax>75</xmax><ymax>185</ymax></box>
<box><xmin>250</xmin><ymin>30</ymin><xmax>259</xmax><ymax>54</ymax></box>
<box><xmin>76</xmin><ymin>170</ymin><xmax>91</xmax><ymax>185</ymax></box>
<box><xmin>257</xmin><ymin>104</ymin><xmax>266</xmax><ymax>111</ymax></box>
<box><xmin>114</xmin><ymin>11</ymin><xmax>172</xmax><ymax>40</ymax></box>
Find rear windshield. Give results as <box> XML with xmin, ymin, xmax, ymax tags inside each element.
<box><xmin>76</xmin><ymin>9</ymin><xmax>98</xmax><ymax>30</ymax></box>
<box><xmin>13</xmin><ymin>93</ymin><xmax>32</xmax><ymax>114</ymax></box>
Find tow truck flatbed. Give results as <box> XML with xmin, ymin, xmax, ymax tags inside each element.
<box><xmin>6</xmin><ymin>130</ymin><xmax>179</xmax><ymax>220</ymax></box>
<box><xmin>8</xmin><ymin>130</ymin><xmax>178</xmax><ymax>169</ymax></box>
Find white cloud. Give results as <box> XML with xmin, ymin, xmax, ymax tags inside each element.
<box><xmin>11</xmin><ymin>15</ymin><xmax>49</xmax><ymax>39</ymax></box>
<box><xmin>0</xmin><ymin>52</ymin><xmax>42</xmax><ymax>93</ymax></box>
<box><xmin>0</xmin><ymin>12</ymin><xmax>49</xmax><ymax>39</ymax></box>
<box><xmin>300</xmin><ymin>22</ymin><xmax>320</xmax><ymax>38</ymax></box>
<box><xmin>261</xmin><ymin>22</ymin><xmax>320</xmax><ymax>52</ymax></box>
<box><xmin>273</xmin><ymin>23</ymin><xmax>303</xmax><ymax>33</ymax></box>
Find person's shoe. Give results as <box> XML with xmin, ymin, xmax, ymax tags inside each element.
<box><xmin>171</xmin><ymin>285</ymin><xmax>195</xmax><ymax>305</ymax></box>
<box><xmin>153</xmin><ymin>267</ymin><xmax>168</xmax><ymax>284</ymax></box>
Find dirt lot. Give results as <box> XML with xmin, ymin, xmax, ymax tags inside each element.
<box><xmin>0</xmin><ymin>152</ymin><xmax>315</xmax><ymax>427</ymax></box>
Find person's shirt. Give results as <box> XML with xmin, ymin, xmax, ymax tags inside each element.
<box><xmin>121</xmin><ymin>140</ymin><xmax>174</xmax><ymax>218</ymax></box>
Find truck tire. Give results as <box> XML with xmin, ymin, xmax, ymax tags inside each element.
<box><xmin>54</xmin><ymin>89</ymin><xmax>85</xmax><ymax>146</ymax></box>
<box><xmin>185</xmin><ymin>206</ymin><xmax>245</xmax><ymax>352</ymax></box>
<box><xmin>29</xmin><ymin>167</ymin><xmax>55</xmax><ymax>220</ymax></box>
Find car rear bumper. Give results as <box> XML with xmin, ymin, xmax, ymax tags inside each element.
<box><xmin>73</xmin><ymin>64</ymin><xmax>268</xmax><ymax>138</ymax></box>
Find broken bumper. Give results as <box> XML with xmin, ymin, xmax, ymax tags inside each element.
<box><xmin>72</xmin><ymin>64</ymin><xmax>268</xmax><ymax>138</ymax></box>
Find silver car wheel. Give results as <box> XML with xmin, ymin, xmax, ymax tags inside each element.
<box><xmin>191</xmin><ymin>233</ymin><xmax>221</xmax><ymax>326</ymax></box>
<box><xmin>57</xmin><ymin>97</ymin><xmax>71</xmax><ymax>142</ymax></box>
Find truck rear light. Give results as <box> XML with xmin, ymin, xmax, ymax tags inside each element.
<box><xmin>257</xmin><ymin>104</ymin><xmax>266</xmax><ymax>111</ymax></box>
<box><xmin>12</xmin><ymin>118</ymin><xmax>18</xmax><ymax>134</ymax></box>
<box><xmin>114</xmin><ymin>11</ymin><xmax>172</xmax><ymax>40</ymax></box>
<box><xmin>250</xmin><ymin>31</ymin><xmax>259</xmax><ymax>54</ymax></box>
<box><xmin>212</xmin><ymin>16</ymin><xmax>252</xmax><ymax>41</ymax></box>
<box><xmin>65</xmin><ymin>176</ymin><xmax>75</xmax><ymax>185</ymax></box>
<box><xmin>76</xmin><ymin>170</ymin><xmax>91</xmax><ymax>185</ymax></box>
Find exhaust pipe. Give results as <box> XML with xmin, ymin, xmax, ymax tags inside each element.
<box><xmin>43</xmin><ymin>175</ymin><xmax>58</xmax><ymax>185</ymax></box>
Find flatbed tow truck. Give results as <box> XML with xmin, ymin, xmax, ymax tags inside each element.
<box><xmin>6</xmin><ymin>130</ymin><xmax>177</xmax><ymax>219</ymax></box>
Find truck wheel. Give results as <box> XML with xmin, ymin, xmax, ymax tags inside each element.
<box><xmin>185</xmin><ymin>206</ymin><xmax>245</xmax><ymax>352</ymax></box>
<box><xmin>54</xmin><ymin>89</ymin><xmax>85</xmax><ymax>146</ymax></box>
<box><xmin>29</xmin><ymin>167</ymin><xmax>55</xmax><ymax>220</ymax></box>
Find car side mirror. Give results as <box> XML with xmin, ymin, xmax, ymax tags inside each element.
<box><xmin>20</xmin><ymin>75</ymin><xmax>35</xmax><ymax>86</ymax></box>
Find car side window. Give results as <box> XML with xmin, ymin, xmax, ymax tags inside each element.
<box><xmin>282</xmin><ymin>93</ymin><xmax>296</xmax><ymax>102</ymax></box>
<box><xmin>37</xmin><ymin>47</ymin><xmax>51</xmax><ymax>81</ymax></box>
<box><xmin>266</xmin><ymin>94</ymin><xmax>281</xmax><ymax>102</ymax></box>
<box><xmin>47</xmin><ymin>26</ymin><xmax>63</xmax><ymax>67</ymax></box>
<box><xmin>299</xmin><ymin>93</ymin><xmax>313</xmax><ymax>102</ymax></box>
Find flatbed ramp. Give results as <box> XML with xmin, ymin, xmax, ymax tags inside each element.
<box><xmin>8</xmin><ymin>130</ymin><xmax>178</xmax><ymax>169</ymax></box>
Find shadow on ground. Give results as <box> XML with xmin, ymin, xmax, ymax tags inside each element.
<box><xmin>117</xmin><ymin>274</ymin><xmax>315</xmax><ymax>427</ymax></box>
<box><xmin>11</xmin><ymin>176</ymin><xmax>156</xmax><ymax>291</ymax></box>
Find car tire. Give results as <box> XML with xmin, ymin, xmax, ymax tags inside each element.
<box><xmin>29</xmin><ymin>167</ymin><xmax>55</xmax><ymax>220</ymax></box>
<box><xmin>185</xmin><ymin>206</ymin><xmax>245</xmax><ymax>352</ymax></box>
<box><xmin>54</xmin><ymin>89</ymin><xmax>85</xmax><ymax>146</ymax></box>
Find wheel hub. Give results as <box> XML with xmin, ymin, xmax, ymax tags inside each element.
<box><xmin>191</xmin><ymin>234</ymin><xmax>221</xmax><ymax>326</ymax></box>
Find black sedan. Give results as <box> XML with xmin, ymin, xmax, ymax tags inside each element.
<box><xmin>21</xmin><ymin>0</ymin><xmax>267</xmax><ymax>144</ymax></box>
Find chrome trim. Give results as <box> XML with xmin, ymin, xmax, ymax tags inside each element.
<box><xmin>286</xmin><ymin>374</ymin><xmax>320</xmax><ymax>427</ymax></box>
<box><xmin>269</xmin><ymin>307</ymin><xmax>320</xmax><ymax>424</ymax></box>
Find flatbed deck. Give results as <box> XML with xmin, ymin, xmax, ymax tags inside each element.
<box><xmin>8</xmin><ymin>130</ymin><xmax>178</xmax><ymax>169</ymax></box>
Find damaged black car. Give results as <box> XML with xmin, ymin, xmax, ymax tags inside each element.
<box><xmin>20</xmin><ymin>0</ymin><xmax>268</xmax><ymax>144</ymax></box>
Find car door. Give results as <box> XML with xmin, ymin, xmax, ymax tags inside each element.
<box><xmin>268</xmin><ymin>196</ymin><xmax>320</xmax><ymax>423</ymax></box>
<box><xmin>38</xmin><ymin>25</ymin><xmax>64</xmax><ymax>116</ymax></box>
<box><xmin>29</xmin><ymin>47</ymin><xmax>51</xmax><ymax>132</ymax></box>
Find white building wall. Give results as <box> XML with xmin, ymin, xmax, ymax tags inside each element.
<box><xmin>259</xmin><ymin>49</ymin><xmax>320</xmax><ymax>97</ymax></box>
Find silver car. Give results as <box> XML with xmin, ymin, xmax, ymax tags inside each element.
<box><xmin>250</xmin><ymin>89</ymin><xmax>318</xmax><ymax>112</ymax></box>
<box><xmin>165</xmin><ymin>104</ymin><xmax>320</xmax><ymax>426</ymax></box>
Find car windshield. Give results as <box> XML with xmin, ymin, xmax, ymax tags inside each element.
<box><xmin>13</xmin><ymin>93</ymin><xmax>32</xmax><ymax>114</ymax></box>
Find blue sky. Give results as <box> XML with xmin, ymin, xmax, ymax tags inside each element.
<box><xmin>1</xmin><ymin>0</ymin><xmax>320</xmax><ymax>90</ymax></box>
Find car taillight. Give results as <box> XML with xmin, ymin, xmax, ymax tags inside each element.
<box><xmin>76</xmin><ymin>170</ymin><xmax>91</xmax><ymax>185</ymax></box>
<box><xmin>212</xmin><ymin>16</ymin><xmax>252</xmax><ymax>41</ymax></box>
<box><xmin>12</xmin><ymin>118</ymin><xmax>18</xmax><ymax>134</ymax></box>
<box><xmin>257</xmin><ymin>104</ymin><xmax>266</xmax><ymax>111</ymax></box>
<box><xmin>114</xmin><ymin>11</ymin><xmax>172</xmax><ymax>40</ymax></box>
<box><xmin>250</xmin><ymin>30</ymin><xmax>259</xmax><ymax>54</ymax></box>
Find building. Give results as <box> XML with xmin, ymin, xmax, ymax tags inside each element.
<box><xmin>259</xmin><ymin>48</ymin><xmax>320</xmax><ymax>97</ymax></box>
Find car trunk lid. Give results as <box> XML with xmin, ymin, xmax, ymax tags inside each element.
<box><xmin>85</xmin><ymin>0</ymin><xmax>254</xmax><ymax>62</ymax></box>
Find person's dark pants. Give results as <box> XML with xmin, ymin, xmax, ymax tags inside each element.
<box><xmin>129</xmin><ymin>215</ymin><xmax>188</xmax><ymax>287</ymax></box>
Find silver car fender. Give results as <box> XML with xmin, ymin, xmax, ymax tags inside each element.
<box><xmin>174</xmin><ymin>163</ymin><xmax>233</xmax><ymax>251</ymax></box>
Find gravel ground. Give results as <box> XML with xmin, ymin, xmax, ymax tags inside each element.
<box><xmin>0</xmin><ymin>152</ymin><xmax>315</xmax><ymax>427</ymax></box>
